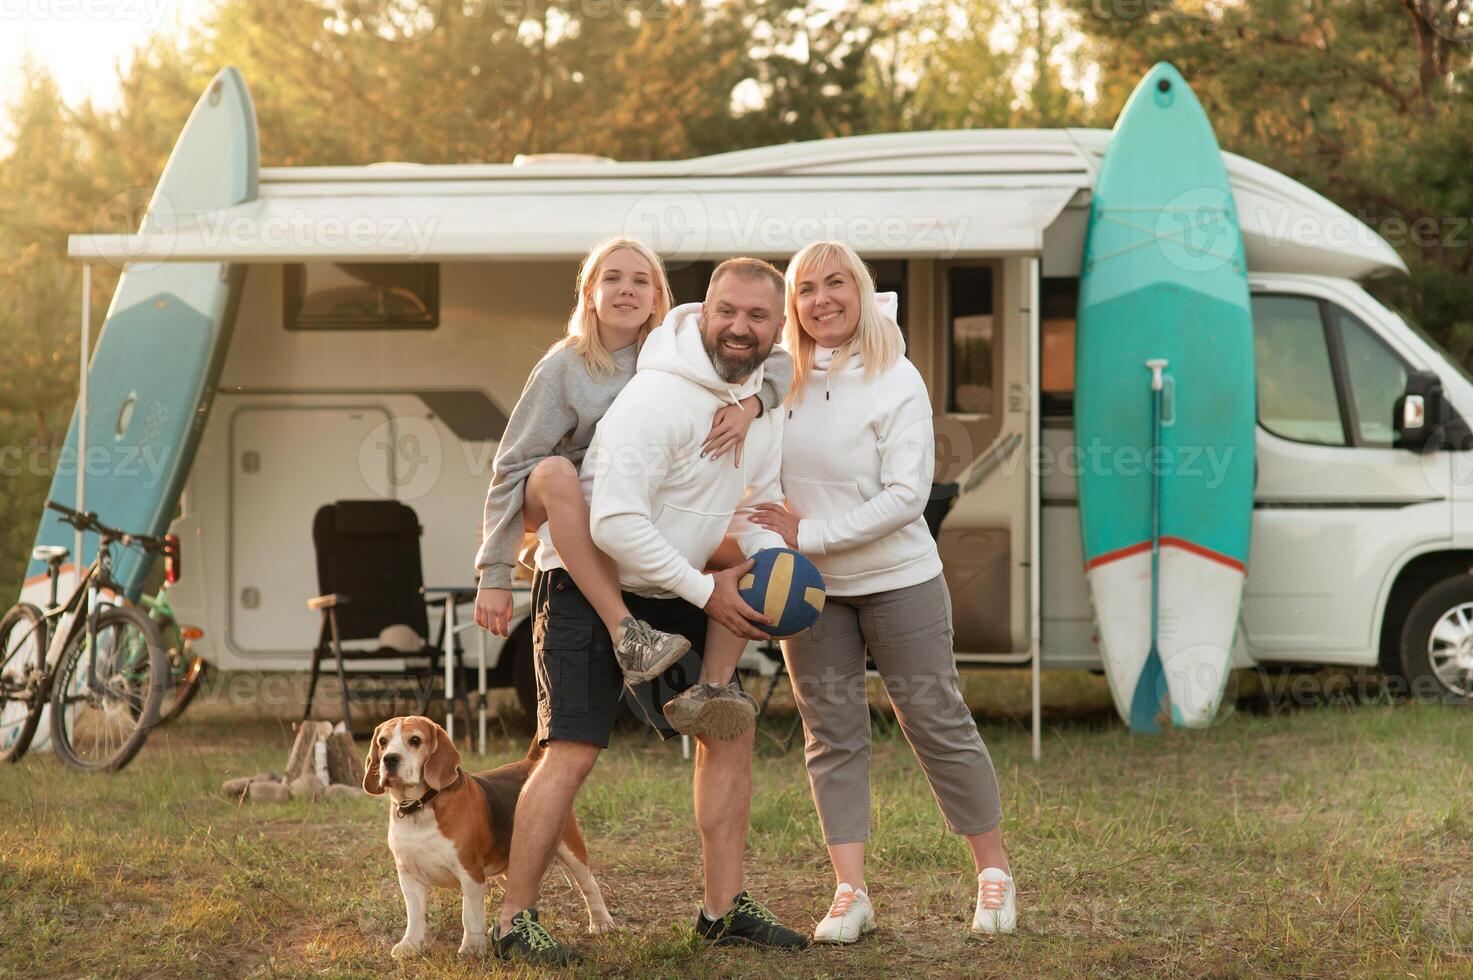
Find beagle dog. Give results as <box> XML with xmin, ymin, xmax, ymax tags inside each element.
<box><xmin>364</xmin><ymin>716</ymin><xmax>615</xmax><ymax>958</ymax></box>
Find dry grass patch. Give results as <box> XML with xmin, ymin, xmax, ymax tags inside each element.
<box><xmin>1</xmin><ymin>669</ymin><xmax>1470</xmax><ymax>977</ymax></box>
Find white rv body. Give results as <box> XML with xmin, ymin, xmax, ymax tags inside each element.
<box><xmin>72</xmin><ymin>128</ymin><xmax>1473</xmax><ymax>701</ymax></box>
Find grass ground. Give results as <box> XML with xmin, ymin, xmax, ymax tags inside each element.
<box><xmin>1</xmin><ymin>668</ymin><xmax>1470</xmax><ymax>978</ymax></box>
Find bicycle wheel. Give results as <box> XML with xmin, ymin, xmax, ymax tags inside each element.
<box><xmin>157</xmin><ymin>653</ymin><xmax>207</xmax><ymax>726</ymax></box>
<box><xmin>150</xmin><ymin>610</ymin><xmax>206</xmax><ymax>726</ymax></box>
<box><xmin>0</xmin><ymin>603</ymin><xmax>48</xmax><ymax>764</ymax></box>
<box><xmin>49</xmin><ymin>605</ymin><xmax>167</xmax><ymax>772</ymax></box>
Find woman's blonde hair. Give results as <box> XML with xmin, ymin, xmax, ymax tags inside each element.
<box><xmin>783</xmin><ymin>240</ymin><xmax>904</xmax><ymax>401</ymax></box>
<box><xmin>559</xmin><ymin>237</ymin><xmax>672</xmax><ymax>375</ymax></box>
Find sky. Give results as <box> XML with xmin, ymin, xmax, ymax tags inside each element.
<box><xmin>0</xmin><ymin>0</ymin><xmax>212</xmax><ymax>112</ymax></box>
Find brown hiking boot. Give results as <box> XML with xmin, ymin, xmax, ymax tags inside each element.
<box><xmin>663</xmin><ymin>682</ymin><xmax>757</xmax><ymax>740</ymax></box>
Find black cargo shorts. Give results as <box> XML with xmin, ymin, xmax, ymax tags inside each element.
<box><xmin>531</xmin><ymin>567</ymin><xmax>713</xmax><ymax>747</ymax></box>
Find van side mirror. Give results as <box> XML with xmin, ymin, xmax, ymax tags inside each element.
<box><xmin>1395</xmin><ymin>371</ymin><xmax>1444</xmax><ymax>451</ymax></box>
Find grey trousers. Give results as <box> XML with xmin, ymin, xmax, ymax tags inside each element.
<box><xmin>782</xmin><ymin>574</ymin><xmax>1003</xmax><ymax>844</ymax></box>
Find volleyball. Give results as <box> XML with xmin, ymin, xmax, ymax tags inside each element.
<box><xmin>739</xmin><ymin>548</ymin><xmax>826</xmax><ymax>637</ymax></box>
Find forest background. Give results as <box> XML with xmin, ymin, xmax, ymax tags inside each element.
<box><xmin>2</xmin><ymin>0</ymin><xmax>1469</xmax><ymax>595</ymax></box>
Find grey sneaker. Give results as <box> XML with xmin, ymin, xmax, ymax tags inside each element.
<box><xmin>614</xmin><ymin>617</ymin><xmax>691</xmax><ymax>684</ymax></box>
<box><xmin>663</xmin><ymin>682</ymin><xmax>757</xmax><ymax>740</ymax></box>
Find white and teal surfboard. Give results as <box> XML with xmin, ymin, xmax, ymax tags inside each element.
<box><xmin>19</xmin><ymin>67</ymin><xmax>259</xmax><ymax>608</ymax></box>
<box><xmin>1075</xmin><ymin>63</ymin><xmax>1256</xmax><ymax>732</ymax></box>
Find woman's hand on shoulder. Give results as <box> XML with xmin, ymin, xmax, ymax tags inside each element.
<box><xmin>751</xmin><ymin>502</ymin><xmax>801</xmax><ymax>549</ymax></box>
<box><xmin>703</xmin><ymin>396</ymin><xmax>762</xmax><ymax>466</ymax></box>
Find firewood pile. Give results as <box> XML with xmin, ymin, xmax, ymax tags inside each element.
<box><xmin>222</xmin><ymin>721</ymin><xmax>366</xmax><ymax>802</ymax></box>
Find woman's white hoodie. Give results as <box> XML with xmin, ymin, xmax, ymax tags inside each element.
<box><xmin>783</xmin><ymin>293</ymin><xmax>943</xmax><ymax>596</ymax></box>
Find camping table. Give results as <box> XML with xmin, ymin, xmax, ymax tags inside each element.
<box><xmin>424</xmin><ymin>584</ymin><xmax>531</xmax><ymax>755</ymax></box>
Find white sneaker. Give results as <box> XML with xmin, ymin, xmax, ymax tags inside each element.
<box><xmin>971</xmin><ymin>867</ymin><xmax>1016</xmax><ymax>935</ymax></box>
<box><xmin>813</xmin><ymin>883</ymin><xmax>875</xmax><ymax>944</ymax></box>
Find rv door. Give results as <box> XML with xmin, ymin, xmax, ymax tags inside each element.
<box><xmin>915</xmin><ymin>257</ymin><xmax>1035</xmax><ymax>661</ymax></box>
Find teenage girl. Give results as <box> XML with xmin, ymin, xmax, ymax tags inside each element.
<box><xmin>473</xmin><ymin>238</ymin><xmax>789</xmax><ymax>735</ymax></box>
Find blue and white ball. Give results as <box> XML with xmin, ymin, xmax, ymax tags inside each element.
<box><xmin>739</xmin><ymin>548</ymin><xmax>826</xmax><ymax>637</ymax></box>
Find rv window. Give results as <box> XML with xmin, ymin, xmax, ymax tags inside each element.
<box><xmin>946</xmin><ymin>266</ymin><xmax>995</xmax><ymax>415</ymax></box>
<box><xmin>285</xmin><ymin>263</ymin><xmax>439</xmax><ymax>330</ymax></box>
<box><xmin>1333</xmin><ymin>307</ymin><xmax>1408</xmax><ymax>447</ymax></box>
<box><xmin>666</xmin><ymin>261</ymin><xmax>717</xmax><ymax>305</ymax></box>
<box><xmin>1252</xmin><ymin>295</ymin><xmax>1347</xmax><ymax>446</ymax></box>
<box><xmin>1040</xmin><ymin>278</ymin><xmax>1078</xmax><ymax>417</ymax></box>
<box><xmin>870</xmin><ymin>259</ymin><xmax>907</xmax><ymax>345</ymax></box>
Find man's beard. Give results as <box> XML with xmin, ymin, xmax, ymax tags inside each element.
<box><xmin>704</xmin><ymin>328</ymin><xmax>771</xmax><ymax>383</ymax></box>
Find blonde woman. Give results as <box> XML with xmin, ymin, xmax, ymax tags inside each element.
<box><xmin>474</xmin><ymin>238</ymin><xmax>789</xmax><ymax>738</ymax></box>
<box><xmin>752</xmin><ymin>241</ymin><xmax>1016</xmax><ymax>942</ymax></box>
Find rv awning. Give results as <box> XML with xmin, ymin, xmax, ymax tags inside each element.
<box><xmin>68</xmin><ymin>177</ymin><xmax>1081</xmax><ymax>263</ymax></box>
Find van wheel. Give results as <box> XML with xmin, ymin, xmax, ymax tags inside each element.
<box><xmin>1399</xmin><ymin>575</ymin><xmax>1473</xmax><ymax>703</ymax></box>
<box><xmin>506</xmin><ymin>622</ymin><xmax>538</xmax><ymax>719</ymax></box>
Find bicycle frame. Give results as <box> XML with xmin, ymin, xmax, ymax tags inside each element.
<box><xmin>52</xmin><ymin>553</ymin><xmax>107</xmax><ymax>698</ymax></box>
<box><xmin>34</xmin><ymin>540</ymin><xmax>142</xmax><ymax>710</ymax></box>
<box><xmin>139</xmin><ymin>586</ymin><xmax>183</xmax><ymax>650</ymax></box>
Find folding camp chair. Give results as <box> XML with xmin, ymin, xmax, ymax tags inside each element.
<box><xmin>304</xmin><ymin>499</ymin><xmax>471</xmax><ymax>738</ymax></box>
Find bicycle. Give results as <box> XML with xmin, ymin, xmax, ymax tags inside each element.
<box><xmin>140</xmin><ymin>581</ymin><xmax>208</xmax><ymax>725</ymax></box>
<box><xmin>0</xmin><ymin>500</ymin><xmax>172</xmax><ymax>771</ymax></box>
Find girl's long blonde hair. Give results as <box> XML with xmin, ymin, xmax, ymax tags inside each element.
<box><xmin>783</xmin><ymin>241</ymin><xmax>904</xmax><ymax>401</ymax></box>
<box><xmin>560</xmin><ymin>237</ymin><xmax>672</xmax><ymax>376</ymax></box>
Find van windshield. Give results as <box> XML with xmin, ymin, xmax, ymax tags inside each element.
<box><xmin>1384</xmin><ymin>301</ymin><xmax>1473</xmax><ymax>388</ymax></box>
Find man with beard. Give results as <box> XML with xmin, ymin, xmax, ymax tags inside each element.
<box><xmin>491</xmin><ymin>257</ymin><xmax>809</xmax><ymax>963</ymax></box>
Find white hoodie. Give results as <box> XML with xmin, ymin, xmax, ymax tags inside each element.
<box><xmin>784</xmin><ymin>292</ymin><xmax>943</xmax><ymax>596</ymax></box>
<box><xmin>581</xmin><ymin>302</ymin><xmax>787</xmax><ymax>608</ymax></box>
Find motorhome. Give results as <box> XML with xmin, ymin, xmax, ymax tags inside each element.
<box><xmin>58</xmin><ymin>98</ymin><xmax>1473</xmax><ymax>739</ymax></box>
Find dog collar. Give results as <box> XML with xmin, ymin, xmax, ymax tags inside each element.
<box><xmin>393</xmin><ymin>771</ymin><xmax>462</xmax><ymax>818</ymax></box>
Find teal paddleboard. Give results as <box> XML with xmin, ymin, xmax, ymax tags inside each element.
<box><xmin>1075</xmin><ymin>63</ymin><xmax>1256</xmax><ymax>732</ymax></box>
<box><xmin>19</xmin><ymin>67</ymin><xmax>259</xmax><ymax>606</ymax></box>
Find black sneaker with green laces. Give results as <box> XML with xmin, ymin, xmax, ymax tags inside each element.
<box><xmin>695</xmin><ymin>891</ymin><xmax>810</xmax><ymax>950</ymax></box>
<box><xmin>492</xmin><ymin>907</ymin><xmax>582</xmax><ymax>965</ymax></box>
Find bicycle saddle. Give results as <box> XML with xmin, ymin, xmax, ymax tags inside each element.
<box><xmin>31</xmin><ymin>545</ymin><xmax>69</xmax><ymax>564</ymax></box>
